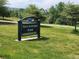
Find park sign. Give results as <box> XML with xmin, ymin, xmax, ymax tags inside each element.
<box><xmin>18</xmin><ymin>16</ymin><xmax>40</xmax><ymax>41</ymax></box>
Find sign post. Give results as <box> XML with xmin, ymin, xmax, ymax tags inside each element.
<box><xmin>18</xmin><ymin>21</ymin><xmax>22</xmax><ymax>41</ymax></box>
<box><xmin>37</xmin><ymin>19</ymin><xmax>40</xmax><ymax>39</ymax></box>
<box><xmin>18</xmin><ymin>16</ymin><xmax>40</xmax><ymax>41</ymax></box>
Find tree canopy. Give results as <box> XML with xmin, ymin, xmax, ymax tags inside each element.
<box><xmin>0</xmin><ymin>0</ymin><xmax>9</xmax><ymax>19</ymax></box>
<box><xmin>48</xmin><ymin>2</ymin><xmax>79</xmax><ymax>25</ymax></box>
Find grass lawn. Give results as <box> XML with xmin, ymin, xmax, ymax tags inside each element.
<box><xmin>0</xmin><ymin>24</ymin><xmax>79</xmax><ymax>59</ymax></box>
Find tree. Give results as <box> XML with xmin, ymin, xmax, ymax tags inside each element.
<box><xmin>49</xmin><ymin>6</ymin><xmax>57</xmax><ymax>23</ymax></box>
<box><xmin>68</xmin><ymin>4</ymin><xmax>79</xmax><ymax>31</ymax></box>
<box><xmin>0</xmin><ymin>6</ymin><xmax>10</xmax><ymax>19</ymax></box>
<box><xmin>0</xmin><ymin>0</ymin><xmax>9</xmax><ymax>19</ymax></box>
<box><xmin>49</xmin><ymin>2</ymin><xmax>79</xmax><ymax>26</ymax></box>
<box><xmin>0</xmin><ymin>0</ymin><xmax>5</xmax><ymax>6</ymax></box>
<box><xmin>24</xmin><ymin>5</ymin><xmax>46</xmax><ymax>22</ymax></box>
<box><xmin>25</xmin><ymin>5</ymin><xmax>39</xmax><ymax>16</ymax></box>
<box><xmin>60</xmin><ymin>3</ymin><xmax>79</xmax><ymax>31</ymax></box>
<box><xmin>40</xmin><ymin>8</ymin><xmax>49</xmax><ymax>23</ymax></box>
<box><xmin>48</xmin><ymin>2</ymin><xmax>65</xmax><ymax>24</ymax></box>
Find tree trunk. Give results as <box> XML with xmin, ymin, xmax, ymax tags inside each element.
<box><xmin>3</xmin><ymin>16</ymin><xmax>4</xmax><ymax>20</ymax></box>
<box><xmin>74</xmin><ymin>19</ymin><xmax>77</xmax><ymax>31</ymax></box>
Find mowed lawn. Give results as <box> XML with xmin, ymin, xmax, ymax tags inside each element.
<box><xmin>0</xmin><ymin>25</ymin><xmax>79</xmax><ymax>59</ymax></box>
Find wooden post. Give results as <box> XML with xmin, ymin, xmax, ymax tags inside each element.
<box><xmin>37</xmin><ymin>19</ymin><xmax>40</xmax><ymax>39</ymax></box>
<box><xmin>18</xmin><ymin>21</ymin><xmax>22</xmax><ymax>41</ymax></box>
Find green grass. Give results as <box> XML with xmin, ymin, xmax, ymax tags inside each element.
<box><xmin>0</xmin><ymin>25</ymin><xmax>79</xmax><ymax>59</ymax></box>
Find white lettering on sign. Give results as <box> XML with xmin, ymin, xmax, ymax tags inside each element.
<box><xmin>23</xmin><ymin>25</ymin><xmax>38</xmax><ymax>28</ymax></box>
<box><xmin>27</xmin><ymin>29</ymin><xmax>33</xmax><ymax>31</ymax></box>
<box><xmin>22</xmin><ymin>22</ymin><xmax>37</xmax><ymax>24</ymax></box>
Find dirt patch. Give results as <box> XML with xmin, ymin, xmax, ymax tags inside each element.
<box><xmin>68</xmin><ymin>54</ymin><xmax>79</xmax><ymax>59</ymax></box>
<box><xmin>74</xmin><ymin>55</ymin><xmax>79</xmax><ymax>59</ymax></box>
<box><xmin>0</xmin><ymin>57</ymin><xmax>3</xmax><ymax>59</ymax></box>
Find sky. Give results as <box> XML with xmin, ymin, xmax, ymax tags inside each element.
<box><xmin>6</xmin><ymin>0</ymin><xmax>79</xmax><ymax>9</ymax></box>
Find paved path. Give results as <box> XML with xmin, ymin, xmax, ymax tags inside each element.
<box><xmin>0</xmin><ymin>20</ymin><xmax>17</xmax><ymax>24</ymax></box>
<box><xmin>41</xmin><ymin>24</ymin><xmax>79</xmax><ymax>29</ymax></box>
<box><xmin>0</xmin><ymin>20</ymin><xmax>79</xmax><ymax>29</ymax></box>
<box><xmin>0</xmin><ymin>20</ymin><xmax>17</xmax><ymax>25</ymax></box>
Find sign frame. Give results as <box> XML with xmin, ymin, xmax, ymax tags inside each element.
<box><xmin>18</xmin><ymin>16</ymin><xmax>40</xmax><ymax>41</ymax></box>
